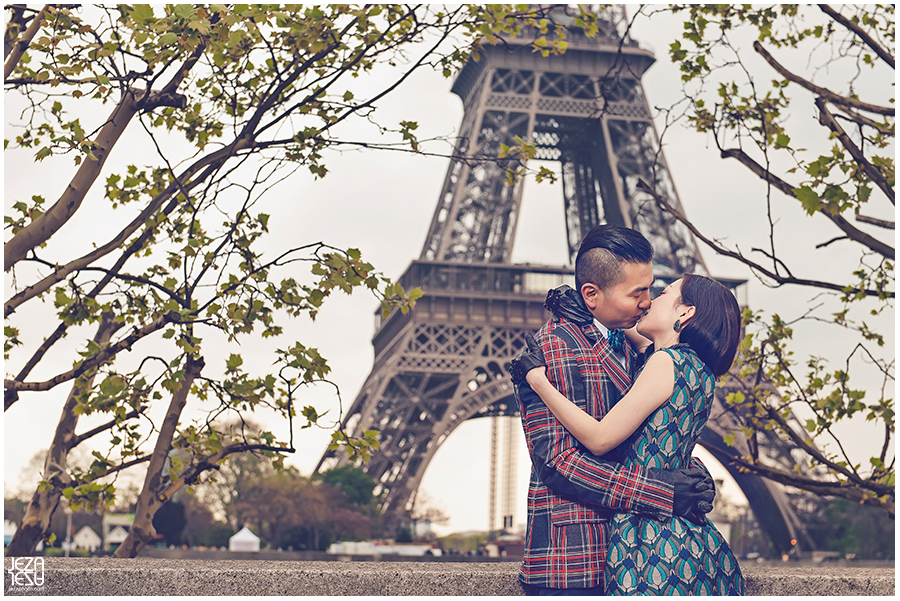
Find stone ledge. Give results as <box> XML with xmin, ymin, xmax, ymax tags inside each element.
<box><xmin>3</xmin><ymin>557</ymin><xmax>895</xmax><ymax>596</ymax></box>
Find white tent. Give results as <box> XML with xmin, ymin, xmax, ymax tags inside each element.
<box><xmin>228</xmin><ymin>526</ymin><xmax>260</xmax><ymax>552</ymax></box>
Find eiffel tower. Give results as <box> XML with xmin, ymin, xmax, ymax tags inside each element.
<box><xmin>317</xmin><ymin>7</ymin><xmax>815</xmax><ymax>553</ymax></box>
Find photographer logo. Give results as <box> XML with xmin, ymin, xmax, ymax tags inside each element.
<box><xmin>7</xmin><ymin>557</ymin><xmax>44</xmax><ymax>587</ymax></box>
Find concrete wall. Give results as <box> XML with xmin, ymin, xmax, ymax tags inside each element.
<box><xmin>4</xmin><ymin>557</ymin><xmax>895</xmax><ymax>596</ymax></box>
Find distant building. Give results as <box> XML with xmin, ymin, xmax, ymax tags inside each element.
<box><xmin>102</xmin><ymin>514</ymin><xmax>134</xmax><ymax>552</ymax></box>
<box><xmin>105</xmin><ymin>526</ymin><xmax>130</xmax><ymax>552</ymax></box>
<box><xmin>73</xmin><ymin>526</ymin><xmax>102</xmax><ymax>552</ymax></box>
<box><xmin>229</xmin><ymin>526</ymin><xmax>261</xmax><ymax>552</ymax></box>
<box><xmin>485</xmin><ymin>533</ymin><xmax>525</xmax><ymax>558</ymax></box>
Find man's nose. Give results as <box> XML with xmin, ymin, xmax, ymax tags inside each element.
<box><xmin>638</xmin><ymin>293</ymin><xmax>651</xmax><ymax>310</ymax></box>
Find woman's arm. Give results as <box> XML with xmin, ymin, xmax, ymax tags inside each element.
<box><xmin>525</xmin><ymin>351</ymin><xmax>675</xmax><ymax>456</ymax></box>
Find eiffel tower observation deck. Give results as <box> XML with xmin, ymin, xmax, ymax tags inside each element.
<box><xmin>317</xmin><ymin>6</ymin><xmax>815</xmax><ymax>554</ymax></box>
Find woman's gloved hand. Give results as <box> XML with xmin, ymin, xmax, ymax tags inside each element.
<box><xmin>508</xmin><ymin>334</ymin><xmax>546</xmax><ymax>384</ymax></box>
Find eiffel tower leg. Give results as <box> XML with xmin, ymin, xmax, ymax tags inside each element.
<box><xmin>488</xmin><ymin>415</ymin><xmax>498</xmax><ymax>533</ymax></box>
<box><xmin>317</xmin><ymin>265</ymin><xmax>551</xmax><ymax>517</ymax></box>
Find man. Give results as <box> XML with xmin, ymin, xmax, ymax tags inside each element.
<box><xmin>509</xmin><ymin>224</ymin><xmax>715</xmax><ymax>595</ymax></box>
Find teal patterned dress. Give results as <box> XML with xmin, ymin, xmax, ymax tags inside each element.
<box><xmin>606</xmin><ymin>345</ymin><xmax>744</xmax><ymax>595</ymax></box>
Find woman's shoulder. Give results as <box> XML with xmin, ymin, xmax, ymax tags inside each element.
<box><xmin>661</xmin><ymin>344</ymin><xmax>714</xmax><ymax>379</ymax></box>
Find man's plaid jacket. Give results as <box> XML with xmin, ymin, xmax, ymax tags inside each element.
<box><xmin>514</xmin><ymin>285</ymin><xmax>676</xmax><ymax>590</ymax></box>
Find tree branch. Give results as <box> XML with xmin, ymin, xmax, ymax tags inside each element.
<box><xmin>4</xmin><ymin>4</ymin><xmax>48</xmax><ymax>79</ymax></box>
<box><xmin>856</xmin><ymin>214</ymin><xmax>895</xmax><ymax>230</ymax></box>
<box><xmin>4</xmin><ymin>35</ymin><xmax>202</xmax><ymax>272</ymax></box>
<box><xmin>160</xmin><ymin>441</ymin><xmax>294</xmax><ymax>500</ymax></box>
<box><xmin>753</xmin><ymin>40</ymin><xmax>894</xmax><ymax>116</ymax></box>
<box><xmin>815</xmin><ymin>96</ymin><xmax>895</xmax><ymax>205</ymax></box>
<box><xmin>833</xmin><ymin>104</ymin><xmax>895</xmax><ymax>136</ymax></box>
<box><xmin>71</xmin><ymin>407</ymin><xmax>144</xmax><ymax>448</ymax></box>
<box><xmin>5</xmin><ymin>310</ymin><xmax>183</xmax><ymax>394</ymax></box>
<box><xmin>818</xmin><ymin>4</ymin><xmax>895</xmax><ymax>69</ymax></box>
<box><xmin>815</xmin><ymin>235</ymin><xmax>849</xmax><ymax>249</ymax></box>
<box><xmin>4</xmin><ymin>135</ymin><xmax>256</xmax><ymax>317</ymax></box>
<box><xmin>636</xmin><ymin>178</ymin><xmax>893</xmax><ymax>298</ymax></box>
<box><xmin>4</xmin><ymin>93</ymin><xmax>140</xmax><ymax>270</ymax></box>
<box><xmin>720</xmin><ymin>148</ymin><xmax>894</xmax><ymax>258</ymax></box>
<box><xmin>711</xmin><ymin>444</ymin><xmax>893</xmax><ymax>514</ymax></box>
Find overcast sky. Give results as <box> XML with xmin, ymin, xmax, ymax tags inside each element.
<box><xmin>4</xmin><ymin>6</ymin><xmax>894</xmax><ymax>536</ymax></box>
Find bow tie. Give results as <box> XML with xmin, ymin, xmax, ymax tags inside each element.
<box><xmin>606</xmin><ymin>329</ymin><xmax>625</xmax><ymax>354</ymax></box>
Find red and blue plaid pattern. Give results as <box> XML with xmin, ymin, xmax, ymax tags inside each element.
<box><xmin>515</xmin><ymin>312</ymin><xmax>676</xmax><ymax>590</ymax></box>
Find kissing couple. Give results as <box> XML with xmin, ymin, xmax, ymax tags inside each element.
<box><xmin>509</xmin><ymin>224</ymin><xmax>744</xmax><ymax>596</ymax></box>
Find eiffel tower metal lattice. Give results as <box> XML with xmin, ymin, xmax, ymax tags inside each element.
<box><xmin>317</xmin><ymin>7</ymin><xmax>816</xmax><ymax>553</ymax></box>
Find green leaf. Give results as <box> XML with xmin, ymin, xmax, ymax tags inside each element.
<box><xmin>130</xmin><ymin>4</ymin><xmax>155</xmax><ymax>23</ymax></box>
<box><xmin>158</xmin><ymin>32</ymin><xmax>178</xmax><ymax>46</ymax></box>
<box><xmin>793</xmin><ymin>185</ymin><xmax>821</xmax><ymax>214</ymax></box>
<box><xmin>225</xmin><ymin>353</ymin><xmax>243</xmax><ymax>371</ymax></box>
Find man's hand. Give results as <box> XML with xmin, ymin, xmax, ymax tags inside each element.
<box><xmin>671</xmin><ymin>467</ymin><xmax>716</xmax><ymax>525</ymax></box>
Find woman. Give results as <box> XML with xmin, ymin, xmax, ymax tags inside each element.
<box><xmin>515</xmin><ymin>274</ymin><xmax>744</xmax><ymax>595</ymax></box>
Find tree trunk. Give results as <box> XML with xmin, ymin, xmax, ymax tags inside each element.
<box><xmin>113</xmin><ymin>355</ymin><xmax>204</xmax><ymax>558</ymax></box>
<box><xmin>5</xmin><ymin>314</ymin><xmax>122</xmax><ymax>556</ymax></box>
<box><xmin>4</xmin><ymin>92</ymin><xmax>139</xmax><ymax>270</ymax></box>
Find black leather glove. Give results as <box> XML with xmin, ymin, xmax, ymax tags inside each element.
<box><xmin>508</xmin><ymin>334</ymin><xmax>546</xmax><ymax>384</ymax></box>
<box><xmin>671</xmin><ymin>467</ymin><xmax>716</xmax><ymax>525</ymax></box>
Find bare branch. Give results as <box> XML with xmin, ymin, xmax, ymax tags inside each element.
<box><xmin>720</xmin><ymin>148</ymin><xmax>894</xmax><ymax>258</ymax></box>
<box><xmin>856</xmin><ymin>214</ymin><xmax>895</xmax><ymax>230</ymax></box>
<box><xmin>815</xmin><ymin>235</ymin><xmax>849</xmax><ymax>249</ymax></box>
<box><xmin>833</xmin><ymin>104</ymin><xmax>896</xmax><ymax>136</ymax></box>
<box><xmin>88</xmin><ymin>454</ymin><xmax>151</xmax><ymax>481</ymax></box>
<box><xmin>637</xmin><ymin>178</ymin><xmax>893</xmax><ymax>299</ymax></box>
<box><xmin>753</xmin><ymin>40</ymin><xmax>894</xmax><ymax>116</ymax></box>
<box><xmin>818</xmin><ymin>4</ymin><xmax>895</xmax><ymax>69</ymax></box>
<box><xmin>71</xmin><ymin>407</ymin><xmax>145</xmax><ymax>448</ymax></box>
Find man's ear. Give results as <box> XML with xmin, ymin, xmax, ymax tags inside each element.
<box><xmin>581</xmin><ymin>283</ymin><xmax>602</xmax><ymax>310</ymax></box>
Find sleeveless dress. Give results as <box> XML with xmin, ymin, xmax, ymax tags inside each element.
<box><xmin>605</xmin><ymin>345</ymin><xmax>744</xmax><ymax>595</ymax></box>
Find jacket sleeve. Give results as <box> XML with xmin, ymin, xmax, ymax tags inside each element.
<box><xmin>515</xmin><ymin>327</ymin><xmax>675</xmax><ymax>519</ymax></box>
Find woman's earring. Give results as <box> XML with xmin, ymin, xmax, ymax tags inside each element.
<box><xmin>673</xmin><ymin>320</ymin><xmax>681</xmax><ymax>332</ymax></box>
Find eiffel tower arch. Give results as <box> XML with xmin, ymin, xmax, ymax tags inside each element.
<box><xmin>317</xmin><ymin>7</ymin><xmax>816</xmax><ymax>554</ymax></box>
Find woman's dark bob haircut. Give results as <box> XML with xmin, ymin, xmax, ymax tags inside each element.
<box><xmin>678</xmin><ymin>274</ymin><xmax>742</xmax><ymax>377</ymax></box>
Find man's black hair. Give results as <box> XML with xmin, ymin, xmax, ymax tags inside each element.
<box><xmin>574</xmin><ymin>225</ymin><xmax>653</xmax><ymax>292</ymax></box>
